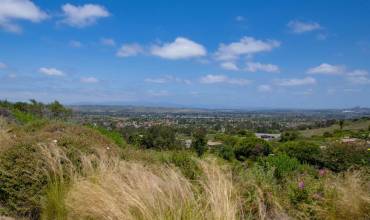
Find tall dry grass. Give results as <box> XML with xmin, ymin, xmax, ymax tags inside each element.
<box><xmin>317</xmin><ymin>170</ymin><xmax>370</xmax><ymax>219</ymax></box>
<box><xmin>39</xmin><ymin>145</ymin><xmax>241</xmax><ymax>220</ymax></box>
<box><xmin>37</xmin><ymin>142</ymin><xmax>370</xmax><ymax>220</ymax></box>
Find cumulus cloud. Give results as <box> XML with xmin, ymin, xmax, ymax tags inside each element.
<box><xmin>200</xmin><ymin>74</ymin><xmax>250</xmax><ymax>86</ymax></box>
<box><xmin>215</xmin><ymin>36</ymin><xmax>280</xmax><ymax>61</ymax></box>
<box><xmin>100</xmin><ymin>38</ymin><xmax>116</xmax><ymax>46</ymax></box>
<box><xmin>80</xmin><ymin>77</ymin><xmax>99</xmax><ymax>83</ymax></box>
<box><xmin>61</xmin><ymin>3</ymin><xmax>110</xmax><ymax>28</ymax></box>
<box><xmin>116</xmin><ymin>43</ymin><xmax>143</xmax><ymax>57</ymax></box>
<box><xmin>275</xmin><ymin>77</ymin><xmax>316</xmax><ymax>86</ymax></box>
<box><xmin>39</xmin><ymin>67</ymin><xmax>64</xmax><ymax>76</ymax></box>
<box><xmin>151</xmin><ymin>37</ymin><xmax>207</xmax><ymax>60</ymax></box>
<box><xmin>307</xmin><ymin>63</ymin><xmax>345</xmax><ymax>75</ymax></box>
<box><xmin>0</xmin><ymin>0</ymin><xmax>47</xmax><ymax>33</ymax></box>
<box><xmin>258</xmin><ymin>84</ymin><xmax>272</xmax><ymax>92</ymax></box>
<box><xmin>287</xmin><ymin>20</ymin><xmax>321</xmax><ymax>34</ymax></box>
<box><xmin>220</xmin><ymin>62</ymin><xmax>239</xmax><ymax>71</ymax></box>
<box><xmin>245</xmin><ymin>62</ymin><xmax>280</xmax><ymax>73</ymax></box>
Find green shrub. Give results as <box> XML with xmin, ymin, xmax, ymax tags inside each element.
<box><xmin>321</xmin><ymin>142</ymin><xmax>369</xmax><ymax>172</ymax></box>
<box><xmin>259</xmin><ymin>154</ymin><xmax>301</xmax><ymax>180</ymax></box>
<box><xmin>0</xmin><ymin>144</ymin><xmax>48</xmax><ymax>219</ymax></box>
<box><xmin>234</xmin><ymin>138</ymin><xmax>271</xmax><ymax>161</ymax></box>
<box><xmin>280</xmin><ymin>130</ymin><xmax>300</xmax><ymax>142</ymax></box>
<box><xmin>12</xmin><ymin>109</ymin><xmax>40</xmax><ymax>124</ymax></box>
<box><xmin>192</xmin><ymin>128</ymin><xmax>207</xmax><ymax>157</ymax></box>
<box><xmin>141</xmin><ymin>126</ymin><xmax>177</xmax><ymax>149</ymax></box>
<box><xmin>278</xmin><ymin>141</ymin><xmax>322</xmax><ymax>166</ymax></box>
<box><xmin>216</xmin><ymin>145</ymin><xmax>235</xmax><ymax>161</ymax></box>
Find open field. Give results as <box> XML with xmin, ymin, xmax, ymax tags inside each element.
<box><xmin>300</xmin><ymin>119</ymin><xmax>370</xmax><ymax>137</ymax></box>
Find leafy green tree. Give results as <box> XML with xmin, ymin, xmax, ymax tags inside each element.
<box><xmin>192</xmin><ymin>128</ymin><xmax>207</xmax><ymax>157</ymax></box>
<box><xmin>141</xmin><ymin>126</ymin><xmax>176</xmax><ymax>149</ymax></box>
<box><xmin>47</xmin><ymin>101</ymin><xmax>72</xmax><ymax>119</ymax></box>
<box><xmin>339</xmin><ymin>120</ymin><xmax>344</xmax><ymax>130</ymax></box>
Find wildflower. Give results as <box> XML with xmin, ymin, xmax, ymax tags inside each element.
<box><xmin>319</xmin><ymin>169</ymin><xmax>326</xmax><ymax>177</ymax></box>
<box><xmin>298</xmin><ymin>181</ymin><xmax>305</xmax><ymax>189</ymax></box>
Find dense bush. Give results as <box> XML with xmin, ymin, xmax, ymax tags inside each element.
<box><xmin>234</xmin><ymin>138</ymin><xmax>271</xmax><ymax>161</ymax></box>
<box><xmin>320</xmin><ymin>142</ymin><xmax>369</xmax><ymax>172</ymax></box>
<box><xmin>141</xmin><ymin>126</ymin><xmax>177</xmax><ymax>149</ymax></box>
<box><xmin>192</xmin><ymin>127</ymin><xmax>207</xmax><ymax>156</ymax></box>
<box><xmin>216</xmin><ymin>145</ymin><xmax>235</xmax><ymax>161</ymax></box>
<box><xmin>0</xmin><ymin>144</ymin><xmax>47</xmax><ymax>218</ymax></box>
<box><xmin>259</xmin><ymin>154</ymin><xmax>301</xmax><ymax>180</ymax></box>
<box><xmin>277</xmin><ymin>141</ymin><xmax>322</xmax><ymax>166</ymax></box>
<box><xmin>280</xmin><ymin>130</ymin><xmax>300</xmax><ymax>142</ymax></box>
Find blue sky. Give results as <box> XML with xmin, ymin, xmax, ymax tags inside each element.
<box><xmin>0</xmin><ymin>0</ymin><xmax>370</xmax><ymax>108</ymax></box>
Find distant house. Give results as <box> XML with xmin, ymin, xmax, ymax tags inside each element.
<box><xmin>255</xmin><ymin>133</ymin><xmax>281</xmax><ymax>141</ymax></box>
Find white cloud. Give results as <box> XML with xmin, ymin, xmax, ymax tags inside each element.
<box><xmin>235</xmin><ymin>16</ymin><xmax>245</xmax><ymax>21</ymax></box>
<box><xmin>0</xmin><ymin>62</ymin><xmax>7</xmax><ymax>69</ymax></box>
<box><xmin>100</xmin><ymin>38</ymin><xmax>115</xmax><ymax>46</ymax></box>
<box><xmin>347</xmin><ymin>69</ymin><xmax>368</xmax><ymax>77</ymax></box>
<box><xmin>220</xmin><ymin>62</ymin><xmax>239</xmax><ymax>71</ymax></box>
<box><xmin>307</xmin><ymin>63</ymin><xmax>345</xmax><ymax>75</ymax></box>
<box><xmin>39</xmin><ymin>67</ymin><xmax>64</xmax><ymax>76</ymax></box>
<box><xmin>275</xmin><ymin>77</ymin><xmax>316</xmax><ymax>86</ymax></box>
<box><xmin>347</xmin><ymin>76</ymin><xmax>370</xmax><ymax>85</ymax></box>
<box><xmin>151</xmin><ymin>37</ymin><xmax>206</xmax><ymax>60</ymax></box>
<box><xmin>148</xmin><ymin>90</ymin><xmax>170</xmax><ymax>97</ymax></box>
<box><xmin>200</xmin><ymin>74</ymin><xmax>250</xmax><ymax>86</ymax></box>
<box><xmin>144</xmin><ymin>78</ymin><xmax>168</xmax><ymax>84</ymax></box>
<box><xmin>258</xmin><ymin>84</ymin><xmax>272</xmax><ymax>92</ymax></box>
<box><xmin>0</xmin><ymin>0</ymin><xmax>47</xmax><ymax>33</ymax></box>
<box><xmin>116</xmin><ymin>43</ymin><xmax>143</xmax><ymax>57</ymax></box>
<box><xmin>69</xmin><ymin>40</ymin><xmax>82</xmax><ymax>48</ymax></box>
<box><xmin>287</xmin><ymin>20</ymin><xmax>321</xmax><ymax>34</ymax></box>
<box><xmin>61</xmin><ymin>3</ymin><xmax>110</xmax><ymax>28</ymax></box>
<box><xmin>80</xmin><ymin>77</ymin><xmax>99</xmax><ymax>83</ymax></box>
<box><xmin>145</xmin><ymin>75</ymin><xmax>191</xmax><ymax>84</ymax></box>
<box><xmin>215</xmin><ymin>36</ymin><xmax>280</xmax><ymax>61</ymax></box>
<box><xmin>346</xmin><ymin>70</ymin><xmax>370</xmax><ymax>85</ymax></box>
<box><xmin>245</xmin><ymin>62</ymin><xmax>280</xmax><ymax>73</ymax></box>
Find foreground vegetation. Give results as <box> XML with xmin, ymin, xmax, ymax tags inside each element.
<box><xmin>0</xmin><ymin>100</ymin><xmax>369</xmax><ymax>219</ymax></box>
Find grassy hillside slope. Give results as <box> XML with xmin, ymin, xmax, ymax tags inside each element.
<box><xmin>0</xmin><ymin>101</ymin><xmax>369</xmax><ymax>220</ymax></box>
<box><xmin>300</xmin><ymin>118</ymin><xmax>370</xmax><ymax>137</ymax></box>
